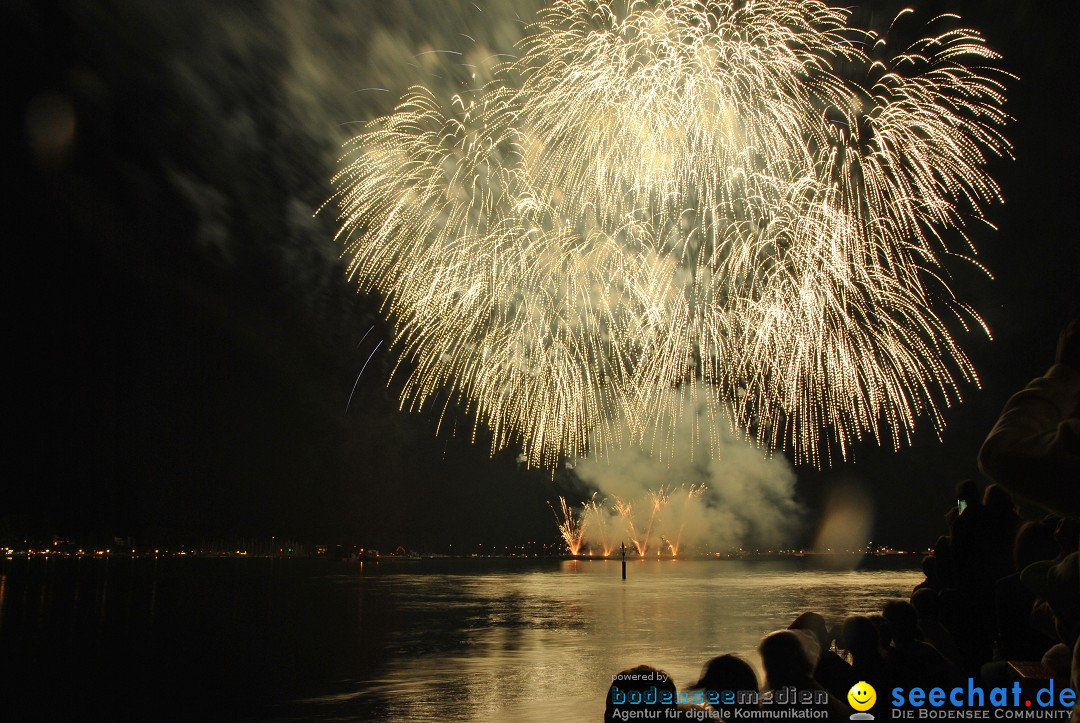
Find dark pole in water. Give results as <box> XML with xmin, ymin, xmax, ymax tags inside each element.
<box><xmin>621</xmin><ymin>542</ymin><xmax>626</xmax><ymax>580</ymax></box>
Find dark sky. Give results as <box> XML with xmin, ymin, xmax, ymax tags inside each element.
<box><xmin>8</xmin><ymin>0</ymin><xmax>1078</xmax><ymax>550</ymax></box>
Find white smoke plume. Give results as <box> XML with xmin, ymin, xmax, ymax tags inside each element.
<box><xmin>571</xmin><ymin>389</ymin><xmax>803</xmax><ymax>553</ymax></box>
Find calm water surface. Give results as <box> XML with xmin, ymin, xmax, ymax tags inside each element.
<box><xmin>0</xmin><ymin>557</ymin><xmax>919</xmax><ymax>721</ymax></box>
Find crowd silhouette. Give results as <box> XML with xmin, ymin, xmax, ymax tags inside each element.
<box><xmin>605</xmin><ymin>322</ymin><xmax>1079</xmax><ymax>721</ymax></box>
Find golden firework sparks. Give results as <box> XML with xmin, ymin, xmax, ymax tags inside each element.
<box><xmin>332</xmin><ymin>1</ymin><xmax>1011</xmax><ymax>468</ymax></box>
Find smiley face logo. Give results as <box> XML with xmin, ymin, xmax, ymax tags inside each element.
<box><xmin>848</xmin><ymin>681</ymin><xmax>876</xmax><ymax>712</ymax></box>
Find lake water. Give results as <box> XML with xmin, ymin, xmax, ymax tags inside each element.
<box><xmin>0</xmin><ymin>557</ymin><xmax>920</xmax><ymax>721</ymax></box>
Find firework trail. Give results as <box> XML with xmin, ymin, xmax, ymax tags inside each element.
<box><xmin>582</xmin><ymin>492</ymin><xmax>614</xmax><ymax>556</ymax></box>
<box><xmin>612</xmin><ymin>486</ymin><xmax>672</xmax><ymax>556</ymax></box>
<box><xmin>550</xmin><ymin>496</ymin><xmax>585</xmax><ymax>554</ymax></box>
<box><xmin>642</xmin><ymin>486</ymin><xmax>669</xmax><ymax>556</ymax></box>
<box><xmin>613</xmin><ymin>498</ymin><xmax>645</xmax><ymax>556</ymax></box>
<box><xmin>668</xmin><ymin>483</ymin><xmax>706</xmax><ymax>557</ymax></box>
<box><xmin>332</xmin><ymin>0</ymin><xmax>1010</xmax><ymax>467</ymax></box>
<box><xmin>577</xmin><ymin>484</ymin><xmax>707</xmax><ymax>556</ymax></box>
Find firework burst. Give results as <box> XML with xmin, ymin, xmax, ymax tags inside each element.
<box><xmin>551</xmin><ymin>496</ymin><xmax>585</xmax><ymax>555</ymax></box>
<box><xmin>332</xmin><ymin>0</ymin><xmax>1010</xmax><ymax>467</ymax></box>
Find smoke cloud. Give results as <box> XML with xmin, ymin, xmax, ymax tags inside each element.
<box><xmin>572</xmin><ymin>389</ymin><xmax>803</xmax><ymax>553</ymax></box>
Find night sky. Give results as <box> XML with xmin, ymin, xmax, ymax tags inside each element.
<box><xmin>8</xmin><ymin>0</ymin><xmax>1078</xmax><ymax>551</ymax></box>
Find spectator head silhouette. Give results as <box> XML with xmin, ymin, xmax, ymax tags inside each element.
<box><xmin>910</xmin><ymin>588</ymin><xmax>940</xmax><ymax>619</ymax></box>
<box><xmin>689</xmin><ymin>654</ymin><xmax>759</xmax><ymax>698</ymax></box>
<box><xmin>956</xmin><ymin>479</ymin><xmax>981</xmax><ymax>508</ymax></box>
<box><xmin>1013</xmin><ymin>520</ymin><xmax>1059</xmax><ymax>571</ymax></box>
<box><xmin>882</xmin><ymin>600</ymin><xmax>920</xmax><ymax>645</ymax></box>
<box><xmin>760</xmin><ymin>630</ymin><xmax>814</xmax><ymax>688</ymax></box>
<box><xmin>983</xmin><ymin>483</ymin><xmax>1015</xmax><ymax>514</ymax></box>
<box><xmin>605</xmin><ymin>665</ymin><xmax>676</xmax><ymax>723</ymax></box>
<box><xmin>789</xmin><ymin>611</ymin><xmax>831</xmax><ymax>652</ymax></box>
<box><xmin>841</xmin><ymin>616</ymin><xmax>881</xmax><ymax>661</ymax></box>
<box><xmin>1021</xmin><ymin>552</ymin><xmax>1080</xmax><ymax>645</ymax></box>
